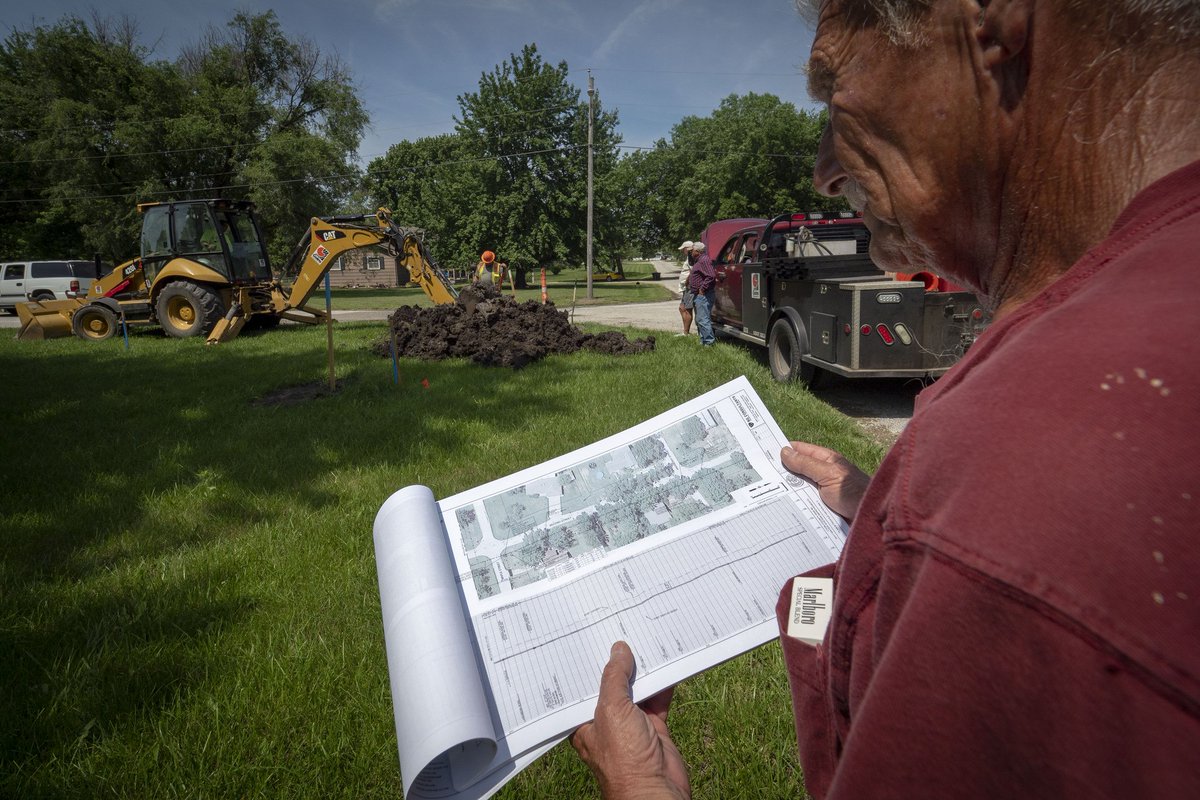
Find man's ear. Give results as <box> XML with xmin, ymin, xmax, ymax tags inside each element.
<box><xmin>976</xmin><ymin>0</ymin><xmax>1033</xmax><ymax>69</ymax></box>
<box><xmin>975</xmin><ymin>0</ymin><xmax>1033</xmax><ymax>110</ymax></box>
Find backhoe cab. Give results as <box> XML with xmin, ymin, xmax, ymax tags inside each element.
<box><xmin>16</xmin><ymin>201</ymin><xmax>456</xmax><ymax>344</ymax></box>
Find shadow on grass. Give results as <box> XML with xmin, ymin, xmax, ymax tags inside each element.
<box><xmin>0</xmin><ymin>323</ymin><xmax>580</xmax><ymax>776</ymax></box>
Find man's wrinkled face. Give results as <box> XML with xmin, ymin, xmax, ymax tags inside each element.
<box><xmin>808</xmin><ymin>0</ymin><xmax>995</xmax><ymax>287</ymax></box>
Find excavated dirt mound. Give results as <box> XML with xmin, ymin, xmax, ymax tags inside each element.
<box><xmin>373</xmin><ymin>284</ymin><xmax>655</xmax><ymax>369</ymax></box>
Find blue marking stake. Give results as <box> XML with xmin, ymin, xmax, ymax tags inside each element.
<box><xmin>391</xmin><ymin>333</ymin><xmax>399</xmax><ymax>385</ymax></box>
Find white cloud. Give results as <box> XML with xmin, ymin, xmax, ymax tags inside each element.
<box><xmin>591</xmin><ymin>0</ymin><xmax>683</xmax><ymax>64</ymax></box>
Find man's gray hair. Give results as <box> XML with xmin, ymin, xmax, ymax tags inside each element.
<box><xmin>795</xmin><ymin>0</ymin><xmax>1200</xmax><ymax>43</ymax></box>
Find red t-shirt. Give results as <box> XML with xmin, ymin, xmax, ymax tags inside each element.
<box><xmin>777</xmin><ymin>160</ymin><xmax>1200</xmax><ymax>798</ymax></box>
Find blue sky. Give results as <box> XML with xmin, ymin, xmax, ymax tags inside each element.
<box><xmin>1</xmin><ymin>0</ymin><xmax>821</xmax><ymax>163</ymax></box>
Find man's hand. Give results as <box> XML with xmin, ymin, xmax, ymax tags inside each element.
<box><xmin>571</xmin><ymin>642</ymin><xmax>690</xmax><ymax>800</ymax></box>
<box><xmin>782</xmin><ymin>442</ymin><xmax>871</xmax><ymax>521</ymax></box>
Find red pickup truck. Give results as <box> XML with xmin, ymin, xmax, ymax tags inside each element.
<box><xmin>703</xmin><ymin>212</ymin><xmax>988</xmax><ymax>385</ymax></box>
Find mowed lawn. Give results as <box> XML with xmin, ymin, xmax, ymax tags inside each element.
<box><xmin>0</xmin><ymin>319</ymin><xmax>884</xmax><ymax>799</ymax></box>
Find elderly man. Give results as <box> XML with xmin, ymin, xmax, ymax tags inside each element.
<box><xmin>572</xmin><ymin>1</ymin><xmax>1200</xmax><ymax>797</ymax></box>
<box><xmin>686</xmin><ymin>242</ymin><xmax>716</xmax><ymax>346</ymax></box>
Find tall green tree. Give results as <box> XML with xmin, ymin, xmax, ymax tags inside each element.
<box><xmin>0</xmin><ymin>11</ymin><xmax>366</xmax><ymax>266</ymax></box>
<box><xmin>366</xmin><ymin>133</ymin><xmax>476</xmax><ymax>263</ymax></box>
<box><xmin>0</xmin><ymin>16</ymin><xmax>172</xmax><ymax>260</ymax></box>
<box><xmin>368</xmin><ymin>44</ymin><xmax>620</xmax><ymax>285</ymax></box>
<box><xmin>605</xmin><ymin>144</ymin><xmax>680</xmax><ymax>258</ymax></box>
<box><xmin>456</xmin><ymin>44</ymin><xmax>620</xmax><ymax>285</ymax></box>
<box><xmin>172</xmin><ymin>10</ymin><xmax>367</xmax><ymax>264</ymax></box>
<box><xmin>607</xmin><ymin>94</ymin><xmax>832</xmax><ymax>254</ymax></box>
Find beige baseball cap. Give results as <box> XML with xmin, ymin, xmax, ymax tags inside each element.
<box><xmin>678</xmin><ymin>240</ymin><xmax>694</xmax><ymax>250</ymax></box>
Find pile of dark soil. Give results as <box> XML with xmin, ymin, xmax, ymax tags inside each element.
<box><xmin>373</xmin><ymin>284</ymin><xmax>655</xmax><ymax>369</ymax></box>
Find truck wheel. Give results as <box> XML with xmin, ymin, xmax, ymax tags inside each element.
<box><xmin>156</xmin><ymin>282</ymin><xmax>224</xmax><ymax>338</ymax></box>
<box><xmin>768</xmin><ymin>317</ymin><xmax>820</xmax><ymax>386</ymax></box>
<box><xmin>72</xmin><ymin>304</ymin><xmax>119</xmax><ymax>341</ymax></box>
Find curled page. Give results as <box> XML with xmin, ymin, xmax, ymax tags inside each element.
<box><xmin>374</xmin><ymin>485</ymin><xmax>497</xmax><ymax>797</ymax></box>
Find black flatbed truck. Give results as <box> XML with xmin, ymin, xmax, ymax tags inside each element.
<box><xmin>706</xmin><ymin>212</ymin><xmax>989</xmax><ymax>385</ymax></box>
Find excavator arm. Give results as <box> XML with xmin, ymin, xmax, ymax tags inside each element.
<box><xmin>207</xmin><ymin>208</ymin><xmax>457</xmax><ymax>343</ymax></box>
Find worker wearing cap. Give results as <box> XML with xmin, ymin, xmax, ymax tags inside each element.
<box><xmin>687</xmin><ymin>241</ymin><xmax>716</xmax><ymax>346</ymax></box>
<box><xmin>676</xmin><ymin>239</ymin><xmax>697</xmax><ymax>336</ymax></box>
<box><xmin>474</xmin><ymin>250</ymin><xmax>505</xmax><ymax>286</ymax></box>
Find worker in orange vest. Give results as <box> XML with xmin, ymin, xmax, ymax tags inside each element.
<box><xmin>474</xmin><ymin>250</ymin><xmax>506</xmax><ymax>286</ymax></box>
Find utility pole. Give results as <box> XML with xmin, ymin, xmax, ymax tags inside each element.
<box><xmin>586</xmin><ymin>70</ymin><xmax>595</xmax><ymax>300</ymax></box>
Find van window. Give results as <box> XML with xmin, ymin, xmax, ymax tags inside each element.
<box><xmin>31</xmin><ymin>262</ymin><xmax>72</xmax><ymax>279</ymax></box>
<box><xmin>68</xmin><ymin>261</ymin><xmax>98</xmax><ymax>279</ymax></box>
<box><xmin>3</xmin><ymin>264</ymin><xmax>24</xmax><ymax>280</ymax></box>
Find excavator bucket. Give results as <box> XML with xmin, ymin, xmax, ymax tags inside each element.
<box><xmin>15</xmin><ymin>299</ymin><xmax>82</xmax><ymax>340</ymax></box>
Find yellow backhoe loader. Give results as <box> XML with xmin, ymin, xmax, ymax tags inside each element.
<box><xmin>16</xmin><ymin>199</ymin><xmax>457</xmax><ymax>344</ymax></box>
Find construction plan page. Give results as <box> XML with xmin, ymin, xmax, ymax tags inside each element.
<box><xmin>373</xmin><ymin>376</ymin><xmax>848</xmax><ymax>800</ymax></box>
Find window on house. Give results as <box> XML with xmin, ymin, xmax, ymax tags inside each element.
<box><xmin>330</xmin><ymin>256</ymin><xmax>343</xmax><ymax>271</ymax></box>
<box><xmin>366</xmin><ymin>256</ymin><xmax>384</xmax><ymax>271</ymax></box>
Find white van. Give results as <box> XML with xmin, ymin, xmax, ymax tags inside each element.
<box><xmin>0</xmin><ymin>260</ymin><xmax>99</xmax><ymax>312</ymax></box>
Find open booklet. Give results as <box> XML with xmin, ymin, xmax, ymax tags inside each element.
<box><xmin>372</xmin><ymin>375</ymin><xmax>848</xmax><ymax>799</ymax></box>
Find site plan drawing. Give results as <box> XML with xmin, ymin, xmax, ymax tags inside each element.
<box><xmin>373</xmin><ymin>376</ymin><xmax>849</xmax><ymax>800</ymax></box>
<box><xmin>455</xmin><ymin>406</ymin><xmax>763</xmax><ymax>600</ymax></box>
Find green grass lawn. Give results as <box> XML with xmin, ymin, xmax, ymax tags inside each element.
<box><xmin>329</xmin><ymin>267</ymin><xmax>674</xmax><ymax>310</ymax></box>
<box><xmin>0</xmin><ymin>321</ymin><xmax>883</xmax><ymax>799</ymax></box>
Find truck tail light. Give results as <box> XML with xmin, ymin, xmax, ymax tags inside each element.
<box><xmin>860</xmin><ymin>324</ymin><xmax>871</xmax><ymax>336</ymax></box>
<box><xmin>893</xmin><ymin>323</ymin><xmax>913</xmax><ymax>345</ymax></box>
<box><xmin>69</xmin><ymin>279</ymin><xmax>80</xmax><ymax>293</ymax></box>
<box><xmin>875</xmin><ymin>324</ymin><xmax>895</xmax><ymax>345</ymax></box>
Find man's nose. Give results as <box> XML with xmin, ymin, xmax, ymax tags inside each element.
<box><xmin>813</xmin><ymin>124</ymin><xmax>847</xmax><ymax>197</ymax></box>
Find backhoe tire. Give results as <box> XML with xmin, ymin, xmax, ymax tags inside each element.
<box><xmin>72</xmin><ymin>304</ymin><xmax>119</xmax><ymax>341</ymax></box>
<box><xmin>156</xmin><ymin>282</ymin><xmax>224</xmax><ymax>338</ymax></box>
<box><xmin>768</xmin><ymin>317</ymin><xmax>820</xmax><ymax>387</ymax></box>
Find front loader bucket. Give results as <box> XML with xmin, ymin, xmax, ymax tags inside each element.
<box><xmin>15</xmin><ymin>299</ymin><xmax>81</xmax><ymax>340</ymax></box>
